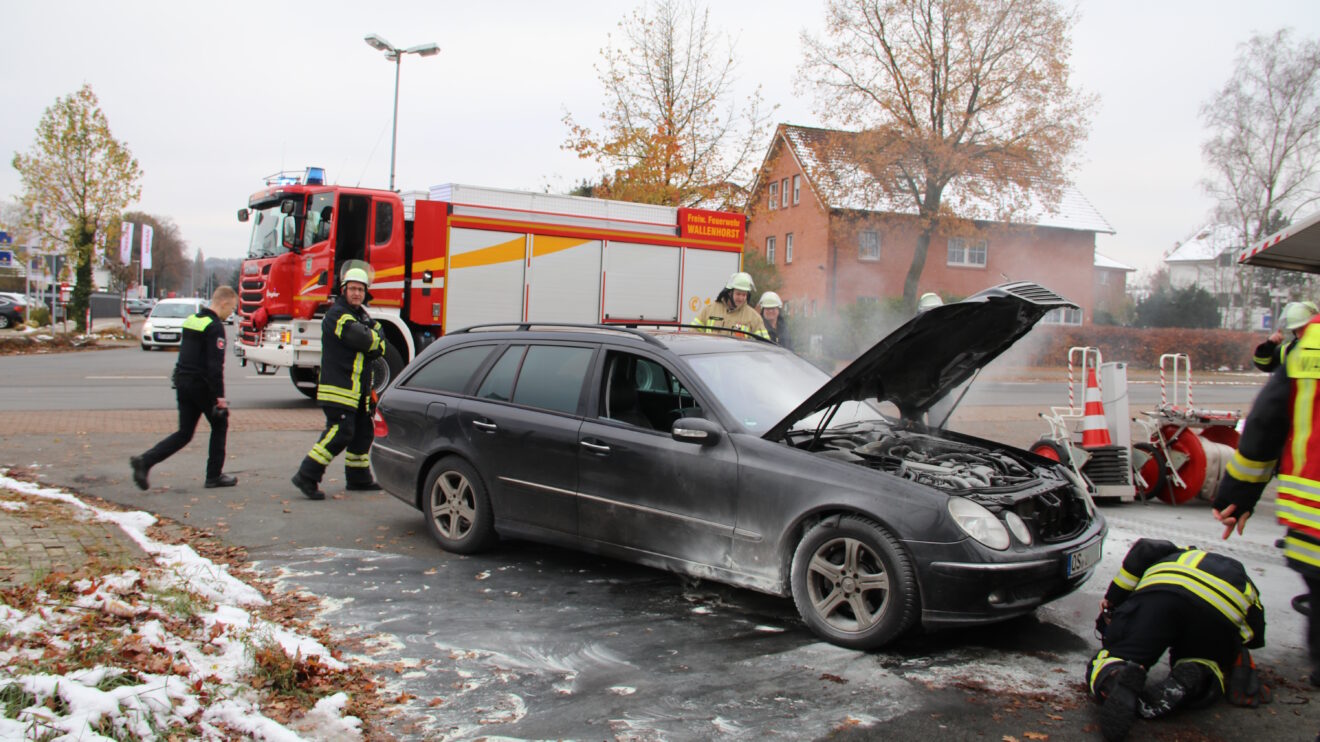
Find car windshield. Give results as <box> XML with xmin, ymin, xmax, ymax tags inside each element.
<box><xmin>685</xmin><ymin>348</ymin><xmax>884</xmax><ymax>434</ymax></box>
<box><xmin>150</xmin><ymin>303</ymin><xmax>197</xmax><ymax>319</ymax></box>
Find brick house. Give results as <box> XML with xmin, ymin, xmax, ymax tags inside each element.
<box><xmin>745</xmin><ymin>124</ymin><xmax>1114</xmax><ymax>324</ymax></box>
<box><xmin>1093</xmin><ymin>252</ymin><xmax>1135</xmax><ymax>321</ymax></box>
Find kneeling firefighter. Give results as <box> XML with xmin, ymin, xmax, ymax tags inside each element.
<box><xmin>1087</xmin><ymin>538</ymin><xmax>1267</xmax><ymax>742</ymax></box>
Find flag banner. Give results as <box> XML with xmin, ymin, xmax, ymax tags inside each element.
<box><xmin>141</xmin><ymin>225</ymin><xmax>154</xmax><ymax>270</ymax></box>
<box><xmin>120</xmin><ymin>222</ymin><xmax>134</xmax><ymax>263</ymax></box>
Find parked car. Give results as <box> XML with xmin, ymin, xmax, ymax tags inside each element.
<box><xmin>140</xmin><ymin>298</ymin><xmax>205</xmax><ymax>350</ymax></box>
<box><xmin>123</xmin><ymin>298</ymin><xmax>154</xmax><ymax>315</ymax></box>
<box><xmin>371</xmin><ymin>282</ymin><xmax>1106</xmax><ymax>649</ymax></box>
<box><xmin>0</xmin><ymin>292</ymin><xmax>29</xmax><ymax>308</ymax></box>
<box><xmin>0</xmin><ymin>297</ymin><xmax>25</xmax><ymax>330</ymax></box>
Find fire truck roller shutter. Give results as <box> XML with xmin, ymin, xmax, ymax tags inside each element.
<box><xmin>680</xmin><ymin>248</ymin><xmax>742</xmax><ymax>325</ymax></box>
<box><xmin>444</xmin><ymin>228</ymin><xmax>527</xmax><ymax>330</ymax></box>
<box><xmin>528</xmin><ymin>236</ymin><xmax>602</xmax><ymax>323</ymax></box>
<box><xmin>603</xmin><ymin>242</ymin><xmax>681</xmax><ymax>321</ymax></box>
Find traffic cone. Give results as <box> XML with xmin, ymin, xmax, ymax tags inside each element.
<box><xmin>1081</xmin><ymin>368</ymin><xmax>1113</xmax><ymax>448</ymax></box>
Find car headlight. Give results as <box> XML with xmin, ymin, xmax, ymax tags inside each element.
<box><xmin>947</xmin><ymin>498</ymin><xmax>1010</xmax><ymax>550</ymax></box>
<box><xmin>1003</xmin><ymin>511</ymin><xmax>1033</xmax><ymax>546</ymax></box>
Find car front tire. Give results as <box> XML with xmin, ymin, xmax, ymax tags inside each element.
<box><xmin>422</xmin><ymin>456</ymin><xmax>495</xmax><ymax>554</ymax></box>
<box><xmin>791</xmin><ymin>515</ymin><xmax>917</xmax><ymax>649</ymax></box>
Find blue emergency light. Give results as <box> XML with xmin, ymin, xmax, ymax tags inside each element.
<box><xmin>304</xmin><ymin>167</ymin><xmax>326</xmax><ymax>185</ymax></box>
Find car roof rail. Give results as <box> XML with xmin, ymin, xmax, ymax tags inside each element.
<box><xmin>448</xmin><ymin>322</ymin><xmax>667</xmax><ymax>348</ymax></box>
<box><xmin>626</xmin><ymin>322</ymin><xmax>778</xmax><ymax>345</ymax></box>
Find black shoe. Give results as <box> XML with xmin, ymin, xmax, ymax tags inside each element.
<box><xmin>345</xmin><ymin>480</ymin><xmax>383</xmax><ymax>491</ymax></box>
<box><xmin>205</xmin><ymin>474</ymin><xmax>238</xmax><ymax>488</ymax></box>
<box><xmin>292</xmin><ymin>474</ymin><xmax>326</xmax><ymax>501</ymax></box>
<box><xmin>1100</xmin><ymin>663</ymin><xmax>1146</xmax><ymax>742</ymax></box>
<box><xmin>130</xmin><ymin>456</ymin><xmax>150</xmax><ymax>491</ymax></box>
<box><xmin>1139</xmin><ymin>662</ymin><xmax>1205</xmax><ymax>719</ymax></box>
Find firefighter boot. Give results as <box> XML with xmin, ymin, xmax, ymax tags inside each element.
<box><xmin>1096</xmin><ymin>661</ymin><xmax>1147</xmax><ymax>742</ymax></box>
<box><xmin>291</xmin><ymin>473</ymin><xmax>326</xmax><ymax>501</ymax></box>
<box><xmin>1139</xmin><ymin>661</ymin><xmax>1220</xmax><ymax>718</ymax></box>
<box><xmin>129</xmin><ymin>456</ymin><xmax>150</xmax><ymax>491</ymax></box>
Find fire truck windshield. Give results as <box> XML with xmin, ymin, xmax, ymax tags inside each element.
<box><xmin>246</xmin><ymin>205</ymin><xmax>295</xmax><ymax>258</ymax></box>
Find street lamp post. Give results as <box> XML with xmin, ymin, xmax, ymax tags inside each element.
<box><xmin>364</xmin><ymin>33</ymin><xmax>440</xmax><ymax>191</ymax></box>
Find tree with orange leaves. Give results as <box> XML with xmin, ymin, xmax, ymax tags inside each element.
<box><xmin>801</xmin><ymin>0</ymin><xmax>1092</xmax><ymax>311</ymax></box>
<box><xmin>563</xmin><ymin>0</ymin><xmax>772</xmax><ymax>208</ymax></box>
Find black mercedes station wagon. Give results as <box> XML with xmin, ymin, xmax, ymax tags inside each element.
<box><xmin>370</xmin><ymin>282</ymin><xmax>1106</xmax><ymax>649</ymax></box>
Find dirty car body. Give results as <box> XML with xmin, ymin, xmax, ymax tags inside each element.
<box><xmin>371</xmin><ymin>282</ymin><xmax>1106</xmax><ymax>649</ymax></box>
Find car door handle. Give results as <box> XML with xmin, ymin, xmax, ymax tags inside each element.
<box><xmin>472</xmin><ymin>419</ymin><xmax>497</xmax><ymax>432</ymax></box>
<box><xmin>580</xmin><ymin>440</ymin><xmax>611</xmax><ymax>454</ymax></box>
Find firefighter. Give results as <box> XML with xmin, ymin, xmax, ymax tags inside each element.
<box><xmin>1087</xmin><ymin>539</ymin><xmax>1266</xmax><ymax>742</ymax></box>
<box><xmin>757</xmin><ymin>290</ymin><xmax>791</xmax><ymax>349</ymax></box>
<box><xmin>292</xmin><ymin>265</ymin><xmax>386</xmax><ymax>500</ymax></box>
<box><xmin>1216</xmin><ymin>314</ymin><xmax>1320</xmax><ymax>691</ymax></box>
<box><xmin>695</xmin><ymin>272</ymin><xmax>768</xmax><ymax>340</ymax></box>
<box><xmin>917</xmin><ymin>292</ymin><xmax>944</xmax><ymax>313</ymax></box>
<box><xmin>1253</xmin><ymin>300</ymin><xmax>1317</xmax><ymax>372</ymax></box>
<box><xmin>130</xmin><ymin>286</ymin><xmax>239</xmax><ymax>490</ymax></box>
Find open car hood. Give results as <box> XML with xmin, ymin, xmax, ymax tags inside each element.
<box><xmin>763</xmin><ymin>282</ymin><xmax>1076</xmax><ymax>440</ymax></box>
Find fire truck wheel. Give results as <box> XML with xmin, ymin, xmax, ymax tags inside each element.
<box><xmin>1132</xmin><ymin>442</ymin><xmax>1167</xmax><ymax>501</ymax></box>
<box><xmin>289</xmin><ymin>367</ymin><xmax>318</xmax><ymax>399</ymax></box>
<box><xmin>371</xmin><ymin>344</ymin><xmax>404</xmax><ymax>395</ymax></box>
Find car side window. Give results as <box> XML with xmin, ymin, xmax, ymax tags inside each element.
<box><xmin>599</xmin><ymin>351</ymin><xmax>702</xmax><ymax>430</ymax></box>
<box><xmin>511</xmin><ymin>345</ymin><xmax>593</xmax><ymax>414</ymax></box>
<box><xmin>477</xmin><ymin>345</ymin><xmax>525</xmax><ymax>402</ymax></box>
<box><xmin>404</xmin><ymin>345</ymin><xmax>495</xmax><ymax>394</ymax></box>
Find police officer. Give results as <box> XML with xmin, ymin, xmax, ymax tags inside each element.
<box><xmin>695</xmin><ymin>272</ymin><xmax>768</xmax><ymax>339</ymax></box>
<box><xmin>1086</xmin><ymin>538</ymin><xmax>1265</xmax><ymax>742</ymax></box>
<box><xmin>1254</xmin><ymin>300</ymin><xmax>1317</xmax><ymax>372</ymax></box>
<box><xmin>1216</xmin><ymin>313</ymin><xmax>1320</xmax><ymax>691</ymax></box>
<box><xmin>292</xmin><ymin>265</ymin><xmax>386</xmax><ymax>500</ymax></box>
<box><xmin>130</xmin><ymin>286</ymin><xmax>239</xmax><ymax>490</ymax></box>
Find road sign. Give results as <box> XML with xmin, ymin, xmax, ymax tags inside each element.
<box><xmin>0</xmin><ymin>249</ymin><xmax>12</xmax><ymax>267</ymax></box>
<box><xmin>59</xmin><ymin>282</ymin><xmax>71</xmax><ymax>304</ymax></box>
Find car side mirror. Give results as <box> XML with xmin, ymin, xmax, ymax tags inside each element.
<box><xmin>671</xmin><ymin>417</ymin><xmax>720</xmax><ymax>446</ymax></box>
<box><xmin>237</xmin><ymin>208</ymin><xmax>249</xmax><ymax>223</ymax></box>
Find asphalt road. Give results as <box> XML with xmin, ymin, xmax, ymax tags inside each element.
<box><xmin>1</xmin><ymin>342</ymin><xmax>1314</xmax><ymax>741</ymax></box>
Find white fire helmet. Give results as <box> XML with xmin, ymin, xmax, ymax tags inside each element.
<box><xmin>1282</xmin><ymin>300</ymin><xmax>1318</xmax><ymax>330</ymax></box>
<box><xmin>725</xmin><ymin>272</ymin><xmax>755</xmax><ymax>292</ymax></box>
<box><xmin>917</xmin><ymin>292</ymin><xmax>944</xmax><ymax>312</ymax></box>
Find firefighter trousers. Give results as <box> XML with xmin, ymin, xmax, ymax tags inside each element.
<box><xmin>141</xmin><ymin>377</ymin><xmax>227</xmax><ymax>480</ymax></box>
<box><xmin>1088</xmin><ymin>590</ymin><xmax>1238</xmax><ymax>698</ymax></box>
<box><xmin>297</xmin><ymin>404</ymin><xmax>374</xmax><ymax>485</ymax></box>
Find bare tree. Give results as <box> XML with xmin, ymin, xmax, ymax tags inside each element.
<box><xmin>800</xmin><ymin>0</ymin><xmax>1092</xmax><ymax>310</ymax></box>
<box><xmin>1202</xmin><ymin>29</ymin><xmax>1320</xmax><ymax>329</ymax></box>
<box><xmin>563</xmin><ymin>0</ymin><xmax>773</xmax><ymax>206</ymax></box>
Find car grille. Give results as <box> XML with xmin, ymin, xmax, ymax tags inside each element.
<box><xmin>1011</xmin><ymin>486</ymin><xmax>1090</xmax><ymax>543</ymax></box>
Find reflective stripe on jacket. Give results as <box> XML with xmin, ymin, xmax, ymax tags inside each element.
<box><xmin>317</xmin><ymin>295</ymin><xmax>384</xmax><ymax>409</ymax></box>
<box><xmin>695</xmin><ymin>301</ymin><xmax>769</xmax><ymax>340</ymax></box>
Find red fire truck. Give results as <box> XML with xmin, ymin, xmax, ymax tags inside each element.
<box><xmin>235</xmin><ymin>168</ymin><xmax>748</xmax><ymax>397</ymax></box>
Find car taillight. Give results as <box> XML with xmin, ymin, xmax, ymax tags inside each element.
<box><xmin>372</xmin><ymin>410</ymin><xmax>388</xmax><ymax>438</ymax></box>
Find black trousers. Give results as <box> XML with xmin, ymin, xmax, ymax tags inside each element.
<box><xmin>1101</xmin><ymin>590</ymin><xmax>1240</xmax><ymax>671</ymax></box>
<box><xmin>1305</xmin><ymin>572</ymin><xmax>1320</xmax><ymax>673</ymax></box>
<box><xmin>297</xmin><ymin>404</ymin><xmax>375</xmax><ymax>485</ymax></box>
<box><xmin>141</xmin><ymin>377</ymin><xmax>227</xmax><ymax>480</ymax></box>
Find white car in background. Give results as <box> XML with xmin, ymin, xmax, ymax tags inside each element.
<box><xmin>140</xmin><ymin>298</ymin><xmax>205</xmax><ymax>350</ymax></box>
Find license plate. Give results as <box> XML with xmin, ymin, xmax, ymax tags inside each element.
<box><xmin>1066</xmin><ymin>538</ymin><xmax>1103</xmax><ymax>577</ymax></box>
<box><xmin>157</xmin><ymin>332</ymin><xmax>178</xmax><ymax>341</ymax></box>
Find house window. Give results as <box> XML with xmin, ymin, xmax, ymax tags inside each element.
<box><xmin>785</xmin><ymin>233</ymin><xmax>794</xmax><ymax>264</ymax></box>
<box><xmin>1098</xmin><ymin>271</ymin><xmax>1110</xmax><ymax>285</ymax></box>
<box><xmin>792</xmin><ymin>175</ymin><xmax>801</xmax><ymax>205</ymax></box>
<box><xmin>858</xmin><ymin>231</ymin><xmax>880</xmax><ymax>261</ymax></box>
<box><xmin>768</xmin><ymin>182</ymin><xmax>778</xmax><ymax>210</ymax></box>
<box><xmin>1042</xmin><ymin>307</ymin><xmax>1083</xmax><ymax>326</ymax></box>
<box><xmin>781</xmin><ymin>178</ymin><xmax>789</xmax><ymax>208</ymax></box>
<box><xmin>766</xmin><ymin>236</ymin><xmax>776</xmax><ymax>264</ymax></box>
<box><xmin>947</xmin><ymin>237</ymin><xmax>987</xmax><ymax>267</ymax></box>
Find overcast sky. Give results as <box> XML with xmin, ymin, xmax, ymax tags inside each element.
<box><xmin>3</xmin><ymin>1</ymin><xmax>1318</xmax><ymax>279</ymax></box>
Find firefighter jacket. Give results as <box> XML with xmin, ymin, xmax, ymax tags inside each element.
<box><xmin>1252</xmin><ymin>336</ymin><xmax>1295</xmax><ymax>373</ymax></box>
<box><xmin>695</xmin><ymin>301</ymin><xmax>769</xmax><ymax>340</ymax></box>
<box><xmin>175</xmin><ymin>306</ymin><xmax>227</xmax><ymax>399</ymax></box>
<box><xmin>1105</xmin><ymin>538</ymin><xmax>1265</xmax><ymax>648</ymax></box>
<box><xmin>1217</xmin><ymin>318</ymin><xmax>1320</xmax><ymax>580</ymax></box>
<box><xmin>316</xmin><ymin>294</ymin><xmax>386</xmax><ymax>410</ymax></box>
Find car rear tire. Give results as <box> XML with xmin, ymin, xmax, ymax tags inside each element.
<box><xmin>422</xmin><ymin>457</ymin><xmax>495</xmax><ymax>554</ymax></box>
<box><xmin>791</xmin><ymin>515</ymin><xmax>917</xmax><ymax>649</ymax></box>
<box><xmin>0</xmin><ymin>315</ymin><xmax>10</xmax><ymax>329</ymax></box>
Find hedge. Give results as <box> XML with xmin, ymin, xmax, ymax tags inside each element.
<box><xmin>997</xmin><ymin>325</ymin><xmax>1263</xmax><ymax>371</ymax></box>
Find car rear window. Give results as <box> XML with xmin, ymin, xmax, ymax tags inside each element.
<box><xmin>404</xmin><ymin>345</ymin><xmax>495</xmax><ymax>394</ymax></box>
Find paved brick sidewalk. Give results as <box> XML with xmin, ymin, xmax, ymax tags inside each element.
<box><xmin>0</xmin><ymin>491</ymin><xmax>149</xmax><ymax>589</ymax></box>
<box><xmin>0</xmin><ymin>408</ymin><xmax>324</xmax><ymax>434</ymax></box>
